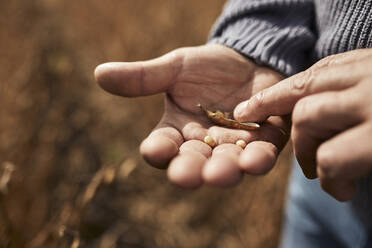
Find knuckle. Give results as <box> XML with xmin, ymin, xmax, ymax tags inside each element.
<box><xmin>168</xmin><ymin>48</ymin><xmax>186</xmax><ymax>76</ymax></box>
<box><xmin>169</xmin><ymin>47</ymin><xmax>186</xmax><ymax>59</ymax></box>
<box><xmin>290</xmin><ymin>128</ymin><xmax>300</xmax><ymax>148</ymax></box>
<box><xmin>309</xmin><ymin>101</ymin><xmax>326</xmax><ymax>119</ymax></box>
<box><xmin>316</xmin><ymin>146</ymin><xmax>340</xmax><ymax>180</ymax></box>
<box><xmin>292</xmin><ymin>97</ymin><xmax>312</xmax><ymax>129</ymax></box>
<box><xmin>289</xmin><ymin>69</ymin><xmax>315</xmax><ymax>95</ymax></box>
<box><xmin>249</xmin><ymin>90</ymin><xmax>267</xmax><ymax>119</ymax></box>
<box><xmin>252</xmin><ymin>90</ymin><xmax>265</xmax><ymax>109</ymax></box>
<box><xmin>315</xmin><ymin>54</ymin><xmax>337</xmax><ymax>68</ymax></box>
<box><xmin>293</xmin><ymin>95</ymin><xmax>333</xmax><ymax>130</ymax></box>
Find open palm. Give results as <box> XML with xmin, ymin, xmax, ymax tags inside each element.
<box><xmin>95</xmin><ymin>44</ymin><xmax>290</xmax><ymax>188</ymax></box>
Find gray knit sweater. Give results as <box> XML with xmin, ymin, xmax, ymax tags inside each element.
<box><xmin>210</xmin><ymin>0</ymin><xmax>372</xmax><ymax>76</ymax></box>
<box><xmin>209</xmin><ymin>0</ymin><xmax>372</xmax><ymax>227</ymax></box>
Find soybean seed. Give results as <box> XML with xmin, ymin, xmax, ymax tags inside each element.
<box><xmin>236</xmin><ymin>140</ymin><xmax>247</xmax><ymax>149</ymax></box>
<box><xmin>204</xmin><ymin>136</ymin><xmax>216</xmax><ymax>148</ymax></box>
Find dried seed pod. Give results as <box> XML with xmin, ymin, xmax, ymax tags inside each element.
<box><xmin>197</xmin><ymin>104</ymin><xmax>260</xmax><ymax>131</ymax></box>
<box><xmin>204</xmin><ymin>135</ymin><xmax>216</xmax><ymax>147</ymax></box>
<box><xmin>236</xmin><ymin>140</ymin><xmax>247</xmax><ymax>149</ymax></box>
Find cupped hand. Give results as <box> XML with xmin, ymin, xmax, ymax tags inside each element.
<box><xmin>95</xmin><ymin>44</ymin><xmax>289</xmax><ymax>189</ymax></box>
<box><xmin>234</xmin><ymin>48</ymin><xmax>372</xmax><ymax>201</ymax></box>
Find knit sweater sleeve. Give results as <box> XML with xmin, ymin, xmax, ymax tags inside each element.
<box><xmin>209</xmin><ymin>0</ymin><xmax>316</xmax><ymax>76</ymax></box>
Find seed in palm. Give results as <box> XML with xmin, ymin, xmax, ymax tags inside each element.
<box><xmin>204</xmin><ymin>136</ymin><xmax>216</xmax><ymax>148</ymax></box>
<box><xmin>236</xmin><ymin>140</ymin><xmax>247</xmax><ymax>149</ymax></box>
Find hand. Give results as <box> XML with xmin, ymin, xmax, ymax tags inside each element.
<box><xmin>234</xmin><ymin>48</ymin><xmax>372</xmax><ymax>201</ymax></box>
<box><xmin>95</xmin><ymin>44</ymin><xmax>289</xmax><ymax>189</ymax></box>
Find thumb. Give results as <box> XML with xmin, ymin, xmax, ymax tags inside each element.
<box><xmin>94</xmin><ymin>50</ymin><xmax>183</xmax><ymax>97</ymax></box>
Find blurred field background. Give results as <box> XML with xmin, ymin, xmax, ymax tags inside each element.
<box><xmin>0</xmin><ymin>1</ymin><xmax>292</xmax><ymax>247</ymax></box>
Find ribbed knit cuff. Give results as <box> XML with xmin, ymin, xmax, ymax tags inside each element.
<box><xmin>208</xmin><ymin>0</ymin><xmax>316</xmax><ymax>76</ymax></box>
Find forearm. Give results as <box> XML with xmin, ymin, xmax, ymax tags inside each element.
<box><xmin>209</xmin><ymin>0</ymin><xmax>316</xmax><ymax>76</ymax></box>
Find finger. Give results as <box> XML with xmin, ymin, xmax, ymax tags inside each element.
<box><xmin>167</xmin><ymin>150</ymin><xmax>206</xmax><ymax>189</ymax></box>
<box><xmin>181</xmin><ymin>121</ymin><xmax>209</xmax><ymax>141</ymax></box>
<box><xmin>179</xmin><ymin>140</ymin><xmax>212</xmax><ymax>158</ymax></box>
<box><xmin>316</xmin><ymin>123</ymin><xmax>372</xmax><ymax>201</ymax></box>
<box><xmin>202</xmin><ymin>144</ymin><xmax>243</xmax><ymax>187</ymax></box>
<box><xmin>238</xmin><ymin>116</ymin><xmax>288</xmax><ymax>175</ymax></box>
<box><xmin>140</xmin><ymin>126</ymin><xmax>183</xmax><ymax>169</ymax></box>
<box><xmin>239</xmin><ymin>141</ymin><xmax>278</xmax><ymax>175</ymax></box>
<box><xmin>234</xmin><ymin>62</ymin><xmax>360</xmax><ymax>122</ymax></box>
<box><xmin>95</xmin><ymin>50</ymin><xmax>183</xmax><ymax>97</ymax></box>
<box><xmin>313</xmin><ymin>48</ymin><xmax>372</xmax><ymax>68</ymax></box>
<box><xmin>237</xmin><ymin>115</ymin><xmax>289</xmax><ymax>175</ymax></box>
<box><xmin>212</xmin><ymin>143</ymin><xmax>242</xmax><ymax>157</ymax></box>
<box><xmin>167</xmin><ymin>140</ymin><xmax>212</xmax><ymax>188</ymax></box>
<box><xmin>291</xmin><ymin>91</ymin><xmax>363</xmax><ymax>179</ymax></box>
<box><xmin>207</xmin><ymin>126</ymin><xmax>257</xmax><ymax>145</ymax></box>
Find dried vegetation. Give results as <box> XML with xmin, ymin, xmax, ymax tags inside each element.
<box><xmin>0</xmin><ymin>1</ymin><xmax>291</xmax><ymax>247</ymax></box>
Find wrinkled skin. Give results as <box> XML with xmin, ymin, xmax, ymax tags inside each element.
<box><xmin>95</xmin><ymin>44</ymin><xmax>290</xmax><ymax>189</ymax></box>
<box><xmin>235</xmin><ymin>48</ymin><xmax>372</xmax><ymax>201</ymax></box>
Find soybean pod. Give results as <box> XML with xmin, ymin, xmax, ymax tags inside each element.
<box><xmin>197</xmin><ymin>104</ymin><xmax>260</xmax><ymax>131</ymax></box>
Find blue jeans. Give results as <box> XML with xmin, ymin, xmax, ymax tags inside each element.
<box><xmin>280</xmin><ymin>159</ymin><xmax>372</xmax><ymax>248</ymax></box>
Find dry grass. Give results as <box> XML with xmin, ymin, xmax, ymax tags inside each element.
<box><xmin>0</xmin><ymin>1</ymin><xmax>291</xmax><ymax>247</ymax></box>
